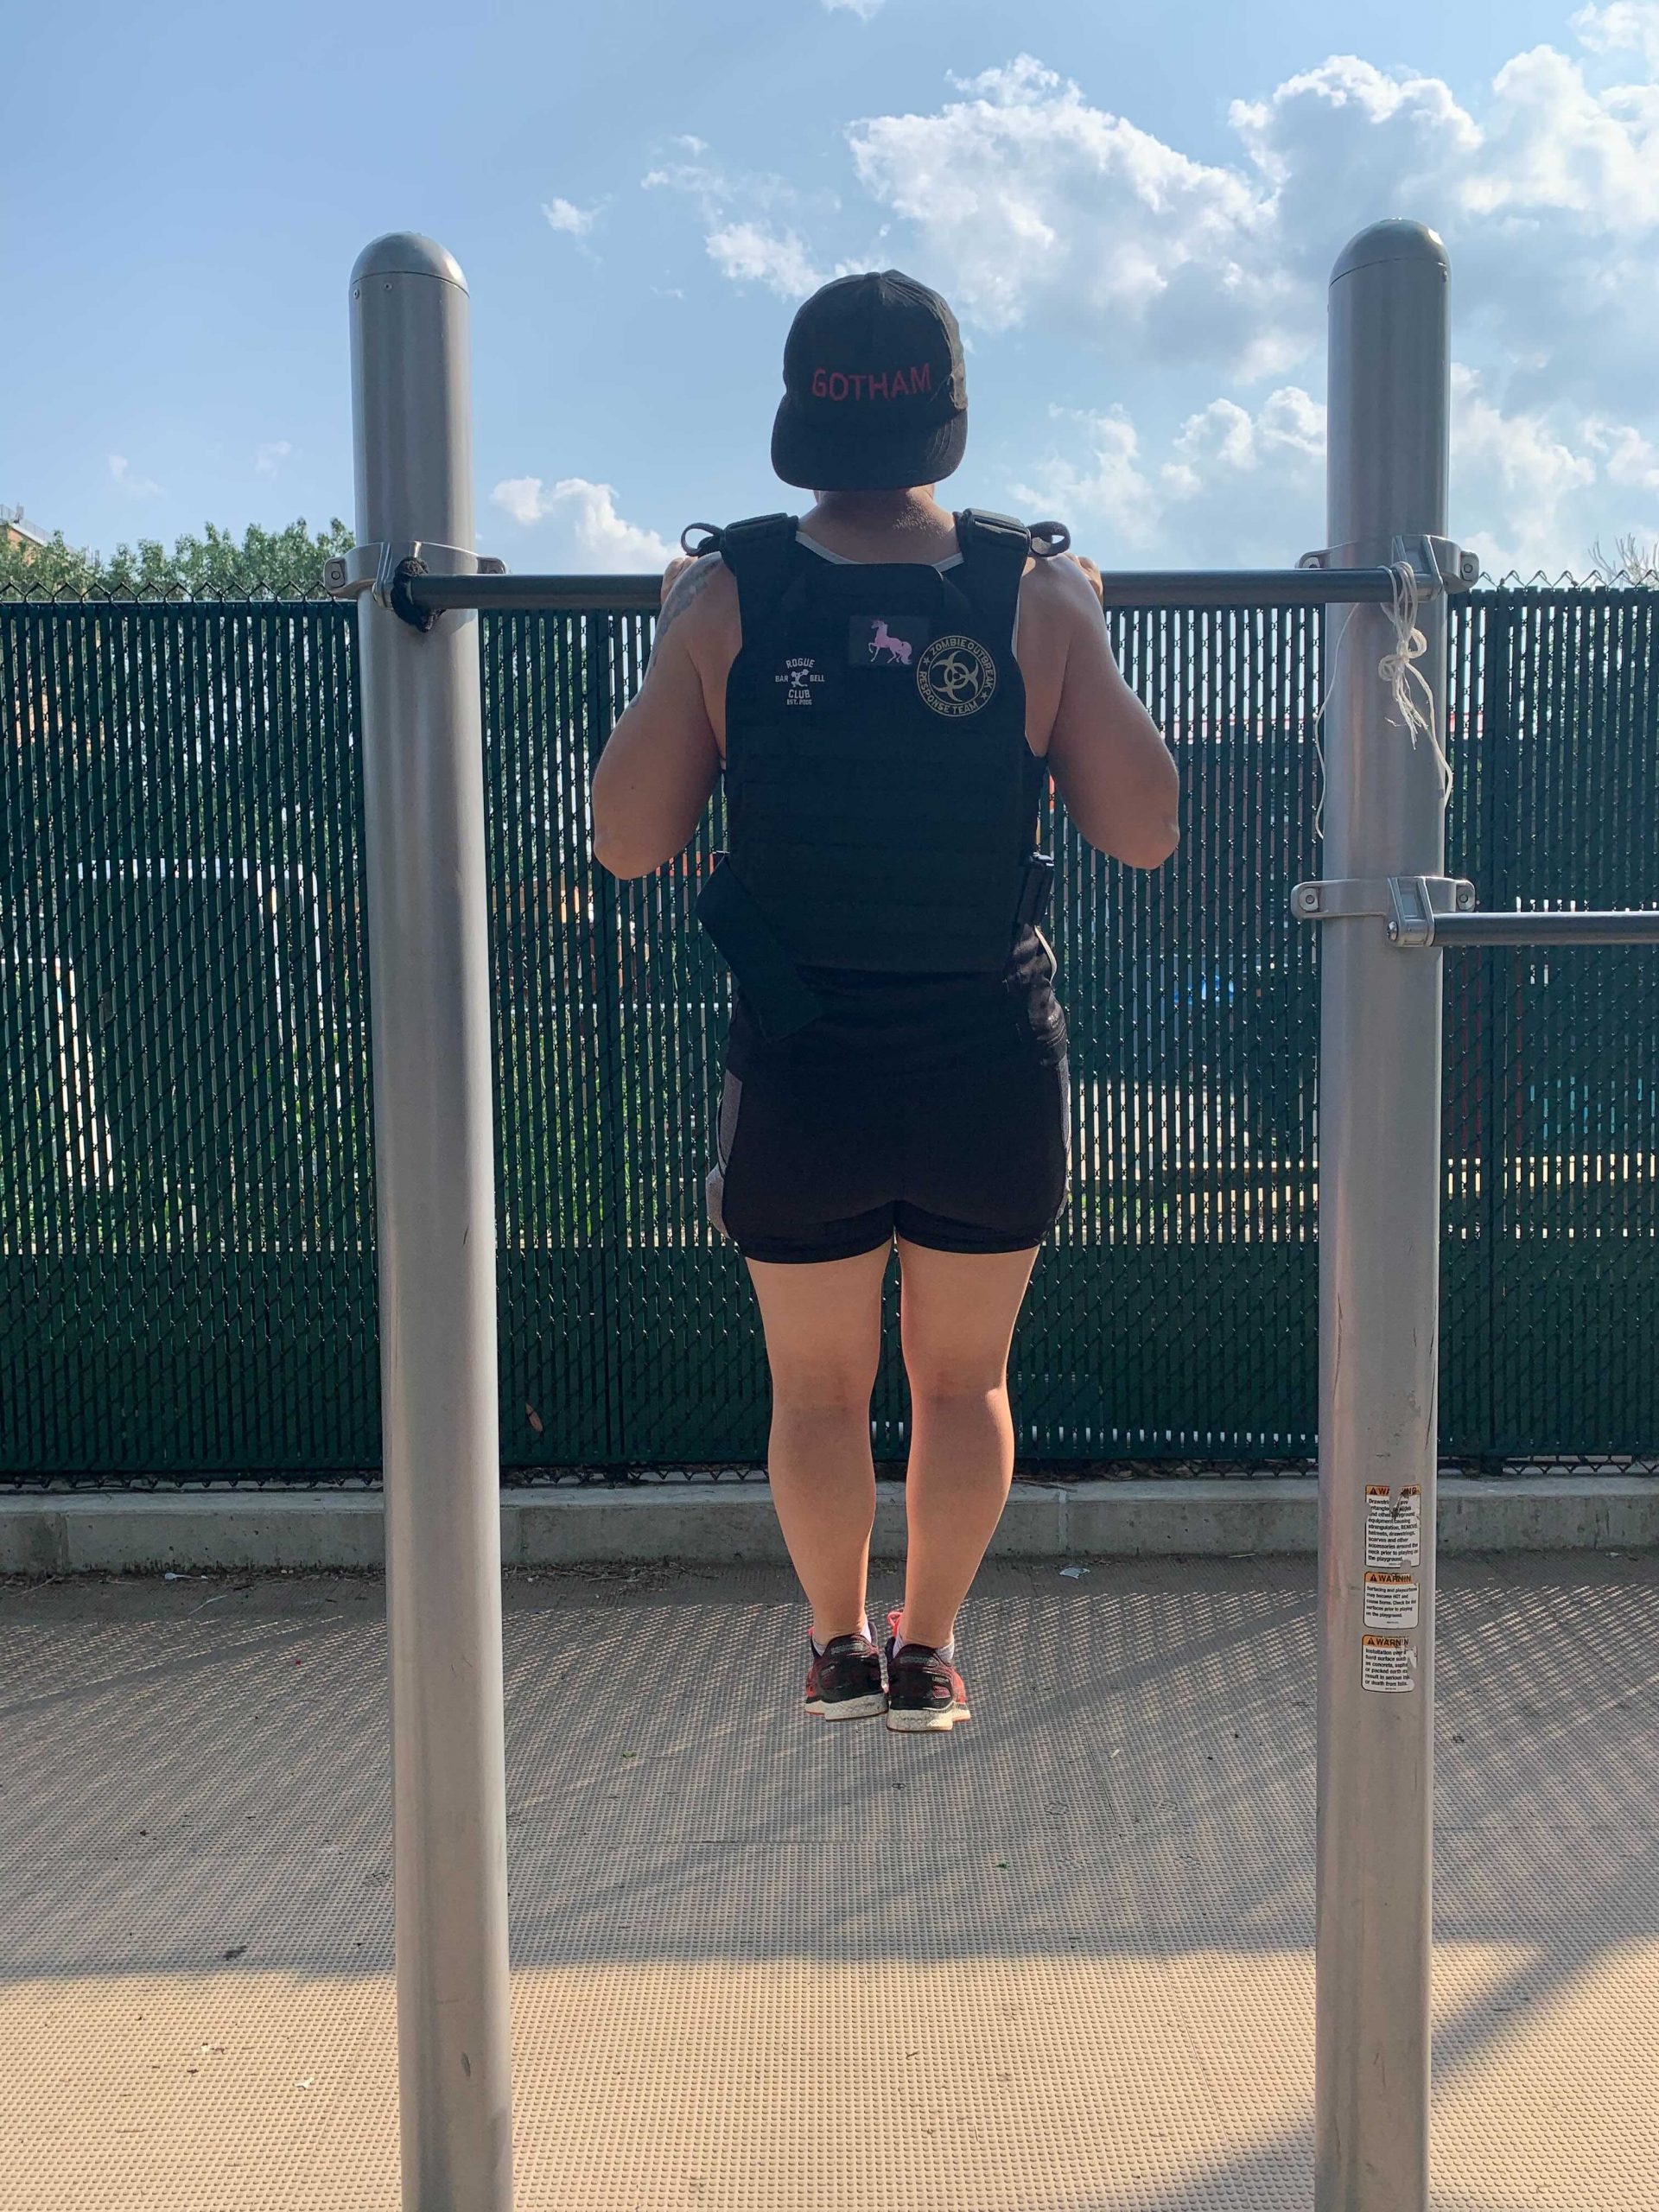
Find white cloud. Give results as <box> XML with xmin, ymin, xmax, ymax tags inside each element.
<box><xmin>254</xmin><ymin>440</ymin><xmax>292</xmax><ymax>479</ymax></box>
<box><xmin>1222</xmin><ymin>39</ymin><xmax>1659</xmax><ymax>406</ymax></box>
<box><xmin>1573</xmin><ymin>2</ymin><xmax>1659</xmax><ymax>70</ymax></box>
<box><xmin>1452</xmin><ymin>365</ymin><xmax>1595</xmax><ymax>505</ymax></box>
<box><xmin>1450</xmin><ymin>365</ymin><xmax>1606</xmax><ymax>576</ymax></box>
<box><xmin>849</xmin><ymin>58</ymin><xmax>1294</xmax><ymax>375</ymax></box>
<box><xmin>705</xmin><ymin>221</ymin><xmax>823</xmax><ymax>296</ymax></box>
<box><xmin>490</xmin><ymin>475</ymin><xmax>671</xmax><ymax>570</ymax></box>
<box><xmin>1014</xmin><ymin>387</ymin><xmax>1326</xmax><ymax>566</ymax></box>
<box><xmin>494</xmin><ymin>478</ymin><xmax>550</xmax><ymax>527</ymax></box>
<box><xmin>643</xmin><ymin>151</ymin><xmax>842</xmax><ymax>299</ymax></box>
<box><xmin>1161</xmin><ymin>385</ymin><xmax>1325</xmax><ymax>503</ymax></box>
<box><xmin>107</xmin><ymin>454</ymin><xmax>161</xmax><ymax>499</ymax></box>
<box><xmin>1012</xmin><ymin>407</ymin><xmax>1162</xmax><ymax>555</ymax></box>
<box><xmin>637</xmin><ymin>29</ymin><xmax>1659</xmax><ymax>568</ymax></box>
<box><xmin>544</xmin><ymin>196</ymin><xmax>600</xmax><ymax>238</ymax></box>
<box><xmin>823</xmin><ymin>0</ymin><xmax>887</xmax><ymax>16</ymax></box>
<box><xmin>1228</xmin><ymin>56</ymin><xmax>1481</xmax><ymax>252</ymax></box>
<box><xmin>844</xmin><ymin>41</ymin><xmax>1659</xmax><ymax>388</ymax></box>
<box><xmin>1009</xmin><ymin>367</ymin><xmax>1659</xmax><ymax>575</ymax></box>
<box><xmin>1592</xmin><ymin>417</ymin><xmax>1659</xmax><ymax>489</ymax></box>
<box><xmin>643</xmin><ymin>153</ymin><xmax>789</xmax><ymax>214</ymax></box>
<box><xmin>654</xmin><ymin>29</ymin><xmax>1643</xmax><ymax>410</ymax></box>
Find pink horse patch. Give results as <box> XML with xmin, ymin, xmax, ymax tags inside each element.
<box><xmin>867</xmin><ymin>618</ymin><xmax>913</xmax><ymax>667</ymax></box>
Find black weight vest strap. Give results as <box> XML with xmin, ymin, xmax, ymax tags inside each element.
<box><xmin>711</xmin><ymin>512</ymin><xmax>798</xmax><ymax>621</ymax></box>
<box><xmin>954</xmin><ymin>508</ymin><xmax>1034</xmax><ymax>625</ymax></box>
<box><xmin>692</xmin><ymin>515</ymin><xmax>828</xmax><ymax>1037</ymax></box>
<box><xmin>696</xmin><ymin>508</ymin><xmax>1054</xmax><ymax>1033</ymax></box>
<box><xmin>952</xmin><ymin>511</ymin><xmax>1059</xmax><ymax>936</ymax></box>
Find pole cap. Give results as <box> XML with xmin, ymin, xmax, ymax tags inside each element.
<box><xmin>350</xmin><ymin>232</ymin><xmax>468</xmax><ymax>294</ymax></box>
<box><xmin>1330</xmin><ymin>219</ymin><xmax>1448</xmax><ymax>288</ymax></box>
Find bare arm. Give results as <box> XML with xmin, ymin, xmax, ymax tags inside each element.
<box><xmin>1034</xmin><ymin>556</ymin><xmax>1180</xmax><ymax>869</ymax></box>
<box><xmin>589</xmin><ymin>556</ymin><xmax>732</xmax><ymax>880</ymax></box>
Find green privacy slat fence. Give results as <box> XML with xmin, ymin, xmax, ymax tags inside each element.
<box><xmin>3</xmin><ymin>590</ymin><xmax>1656</xmax><ymax>1480</ymax></box>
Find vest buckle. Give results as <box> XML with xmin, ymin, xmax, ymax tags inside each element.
<box><xmin>1016</xmin><ymin>853</ymin><xmax>1055</xmax><ymax>927</ymax></box>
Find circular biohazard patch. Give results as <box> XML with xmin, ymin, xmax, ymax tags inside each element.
<box><xmin>916</xmin><ymin>633</ymin><xmax>996</xmax><ymax>718</ymax></box>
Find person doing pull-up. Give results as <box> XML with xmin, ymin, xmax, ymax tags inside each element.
<box><xmin>592</xmin><ymin>270</ymin><xmax>1179</xmax><ymax>1732</ymax></box>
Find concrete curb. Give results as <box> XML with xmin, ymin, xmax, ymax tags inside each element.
<box><xmin>3</xmin><ymin>1476</ymin><xmax>1656</xmax><ymax>1574</ymax></box>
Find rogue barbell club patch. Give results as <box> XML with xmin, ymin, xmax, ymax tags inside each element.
<box><xmin>916</xmin><ymin>633</ymin><xmax>997</xmax><ymax>718</ymax></box>
<box><xmin>774</xmin><ymin>654</ymin><xmax>826</xmax><ymax>707</ymax></box>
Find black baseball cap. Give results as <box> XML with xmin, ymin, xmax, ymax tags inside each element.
<box><xmin>771</xmin><ymin>270</ymin><xmax>968</xmax><ymax>491</ymax></box>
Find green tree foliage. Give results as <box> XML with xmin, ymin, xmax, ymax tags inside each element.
<box><xmin>0</xmin><ymin>517</ymin><xmax>353</xmax><ymax>600</ymax></box>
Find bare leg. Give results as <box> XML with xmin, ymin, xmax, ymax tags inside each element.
<box><xmin>745</xmin><ymin>1242</ymin><xmax>892</xmax><ymax>1643</ymax></box>
<box><xmin>893</xmin><ymin>1240</ymin><xmax>1040</xmax><ymax>1649</ymax></box>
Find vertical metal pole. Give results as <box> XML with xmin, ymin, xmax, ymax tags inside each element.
<box><xmin>350</xmin><ymin>233</ymin><xmax>514</xmax><ymax>2212</ymax></box>
<box><xmin>1315</xmin><ymin>219</ymin><xmax>1449</xmax><ymax>2211</ymax></box>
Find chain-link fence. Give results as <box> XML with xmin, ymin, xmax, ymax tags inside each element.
<box><xmin>3</xmin><ymin>590</ymin><xmax>1656</xmax><ymax>1484</ymax></box>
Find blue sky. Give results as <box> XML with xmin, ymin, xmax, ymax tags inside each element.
<box><xmin>7</xmin><ymin>0</ymin><xmax>1659</xmax><ymax>578</ymax></box>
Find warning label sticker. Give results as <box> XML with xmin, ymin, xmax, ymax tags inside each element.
<box><xmin>1365</xmin><ymin>1484</ymin><xmax>1422</xmax><ymax>1570</ymax></box>
<box><xmin>1364</xmin><ymin>1573</ymin><xmax>1420</xmax><ymax>1629</ymax></box>
<box><xmin>1362</xmin><ymin>1636</ymin><xmax>1418</xmax><ymax>1693</ymax></box>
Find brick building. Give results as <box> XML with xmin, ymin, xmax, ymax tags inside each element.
<box><xmin>2</xmin><ymin>503</ymin><xmax>48</xmax><ymax>552</ymax></box>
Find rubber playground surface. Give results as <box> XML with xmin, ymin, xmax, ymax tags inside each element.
<box><xmin>1</xmin><ymin>1552</ymin><xmax>1655</xmax><ymax>2210</ymax></box>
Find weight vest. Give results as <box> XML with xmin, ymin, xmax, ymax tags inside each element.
<box><xmin>693</xmin><ymin>509</ymin><xmax>1064</xmax><ymax>1035</ymax></box>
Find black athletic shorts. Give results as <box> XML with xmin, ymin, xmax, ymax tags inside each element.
<box><xmin>706</xmin><ymin>925</ymin><xmax>1071</xmax><ymax>1265</ymax></box>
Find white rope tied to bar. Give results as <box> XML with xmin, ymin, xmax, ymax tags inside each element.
<box><xmin>1379</xmin><ymin>559</ymin><xmax>1452</xmax><ymax>809</ymax></box>
<box><xmin>1313</xmin><ymin>560</ymin><xmax>1452</xmax><ymax>839</ymax></box>
<box><xmin>1311</xmin><ymin>607</ymin><xmax>1347</xmax><ymax>843</ymax></box>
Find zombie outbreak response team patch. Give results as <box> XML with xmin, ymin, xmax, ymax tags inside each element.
<box><xmin>915</xmin><ymin>633</ymin><xmax>997</xmax><ymax>717</ymax></box>
<box><xmin>774</xmin><ymin>620</ymin><xmax>997</xmax><ymax>718</ymax></box>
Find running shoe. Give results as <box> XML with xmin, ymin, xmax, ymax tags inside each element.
<box><xmin>804</xmin><ymin>1630</ymin><xmax>887</xmax><ymax>1721</ymax></box>
<box><xmin>883</xmin><ymin>1609</ymin><xmax>971</xmax><ymax>1733</ymax></box>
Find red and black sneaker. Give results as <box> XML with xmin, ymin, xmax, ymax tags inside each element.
<box><xmin>883</xmin><ymin>1609</ymin><xmax>971</xmax><ymax>1734</ymax></box>
<box><xmin>804</xmin><ymin>1631</ymin><xmax>887</xmax><ymax>1721</ymax></box>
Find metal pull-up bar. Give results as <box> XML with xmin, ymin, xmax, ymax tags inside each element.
<box><xmin>325</xmin><ymin>543</ymin><xmax>1482</xmax><ymax>625</ymax></box>
<box><xmin>1427</xmin><ymin>908</ymin><xmax>1659</xmax><ymax>945</ymax></box>
<box><xmin>1293</xmin><ymin>874</ymin><xmax>1659</xmax><ymax>947</ymax></box>
<box><xmin>341</xmin><ymin>219</ymin><xmax>1653</xmax><ymax>2212</ymax></box>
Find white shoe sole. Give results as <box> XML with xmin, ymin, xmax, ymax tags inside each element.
<box><xmin>805</xmin><ymin>1693</ymin><xmax>888</xmax><ymax>1721</ymax></box>
<box><xmin>885</xmin><ymin>1702</ymin><xmax>970</xmax><ymax>1733</ymax></box>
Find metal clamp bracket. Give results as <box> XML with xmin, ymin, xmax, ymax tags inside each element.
<box><xmin>321</xmin><ymin>541</ymin><xmax>508</xmax><ymax>632</ymax></box>
<box><xmin>1292</xmin><ymin>875</ymin><xmax>1477</xmax><ymax>946</ymax></box>
<box><xmin>1296</xmin><ymin>535</ymin><xmax>1478</xmax><ymax>596</ymax></box>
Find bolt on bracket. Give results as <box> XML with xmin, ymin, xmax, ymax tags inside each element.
<box><xmin>1296</xmin><ymin>535</ymin><xmax>1479</xmax><ymax>595</ymax></box>
<box><xmin>1292</xmin><ymin>875</ymin><xmax>1478</xmax><ymax>946</ymax></box>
